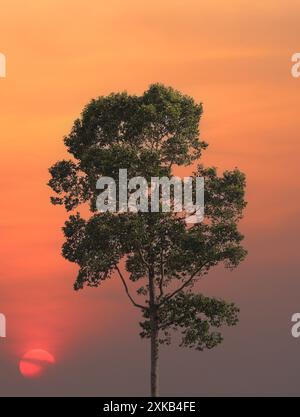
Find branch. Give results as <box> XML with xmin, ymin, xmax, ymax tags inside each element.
<box><xmin>159</xmin><ymin>261</ymin><xmax>209</xmax><ymax>307</ymax></box>
<box><xmin>136</xmin><ymin>246</ymin><xmax>150</xmax><ymax>269</ymax></box>
<box><xmin>115</xmin><ymin>265</ymin><xmax>147</xmax><ymax>311</ymax></box>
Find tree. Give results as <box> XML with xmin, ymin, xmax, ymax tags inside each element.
<box><xmin>48</xmin><ymin>84</ymin><xmax>247</xmax><ymax>397</ymax></box>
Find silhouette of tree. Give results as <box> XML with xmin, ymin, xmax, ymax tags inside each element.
<box><xmin>48</xmin><ymin>84</ymin><xmax>247</xmax><ymax>397</ymax></box>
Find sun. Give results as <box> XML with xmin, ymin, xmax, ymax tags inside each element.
<box><xmin>19</xmin><ymin>349</ymin><xmax>55</xmax><ymax>378</ymax></box>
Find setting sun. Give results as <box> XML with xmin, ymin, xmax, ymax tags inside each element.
<box><xmin>19</xmin><ymin>349</ymin><xmax>55</xmax><ymax>379</ymax></box>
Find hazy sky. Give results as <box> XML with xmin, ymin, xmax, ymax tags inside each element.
<box><xmin>0</xmin><ymin>0</ymin><xmax>300</xmax><ymax>396</ymax></box>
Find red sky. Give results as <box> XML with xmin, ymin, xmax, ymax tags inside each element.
<box><xmin>0</xmin><ymin>0</ymin><xmax>300</xmax><ymax>396</ymax></box>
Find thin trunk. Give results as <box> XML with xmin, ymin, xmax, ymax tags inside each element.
<box><xmin>150</xmin><ymin>307</ymin><xmax>159</xmax><ymax>397</ymax></box>
<box><xmin>149</xmin><ymin>268</ymin><xmax>159</xmax><ymax>397</ymax></box>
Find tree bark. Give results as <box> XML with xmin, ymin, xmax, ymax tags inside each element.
<box><xmin>149</xmin><ymin>267</ymin><xmax>159</xmax><ymax>397</ymax></box>
<box><xmin>150</xmin><ymin>307</ymin><xmax>159</xmax><ymax>397</ymax></box>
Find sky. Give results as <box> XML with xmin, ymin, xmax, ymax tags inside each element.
<box><xmin>0</xmin><ymin>0</ymin><xmax>300</xmax><ymax>396</ymax></box>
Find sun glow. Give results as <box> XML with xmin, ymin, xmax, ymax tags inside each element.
<box><xmin>19</xmin><ymin>349</ymin><xmax>55</xmax><ymax>378</ymax></box>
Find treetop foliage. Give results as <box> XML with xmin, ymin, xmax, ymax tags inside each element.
<box><xmin>48</xmin><ymin>83</ymin><xmax>247</xmax><ymax>351</ymax></box>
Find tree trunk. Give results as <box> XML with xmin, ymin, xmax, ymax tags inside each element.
<box><xmin>149</xmin><ymin>267</ymin><xmax>159</xmax><ymax>397</ymax></box>
<box><xmin>150</xmin><ymin>308</ymin><xmax>159</xmax><ymax>397</ymax></box>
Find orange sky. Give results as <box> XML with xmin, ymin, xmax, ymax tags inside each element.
<box><xmin>0</xmin><ymin>0</ymin><xmax>300</xmax><ymax>396</ymax></box>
